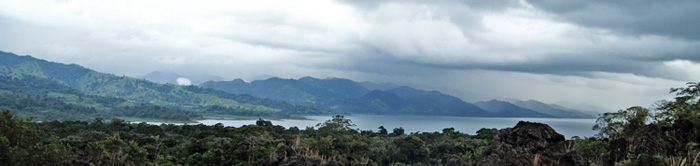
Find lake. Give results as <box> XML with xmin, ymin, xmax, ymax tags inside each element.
<box><xmin>146</xmin><ymin>114</ymin><xmax>598</xmax><ymax>138</ymax></box>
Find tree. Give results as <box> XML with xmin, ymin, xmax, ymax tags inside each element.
<box><xmin>475</xmin><ymin>128</ymin><xmax>495</xmax><ymax>139</ymax></box>
<box><xmin>0</xmin><ymin>110</ymin><xmax>41</xmax><ymax>148</ymax></box>
<box><xmin>378</xmin><ymin>126</ymin><xmax>388</xmax><ymax>135</ymax></box>
<box><xmin>256</xmin><ymin>118</ymin><xmax>273</xmax><ymax>127</ymax></box>
<box><xmin>593</xmin><ymin>82</ymin><xmax>700</xmax><ymax>139</ymax></box>
<box><xmin>592</xmin><ymin>106</ymin><xmax>650</xmax><ymax>138</ymax></box>
<box><xmin>0</xmin><ymin>110</ymin><xmax>71</xmax><ymax>165</ymax></box>
<box><xmin>391</xmin><ymin>127</ymin><xmax>405</xmax><ymax>136</ymax></box>
<box><xmin>316</xmin><ymin>115</ymin><xmax>356</xmax><ymax>131</ymax></box>
<box><xmin>393</xmin><ymin>135</ymin><xmax>430</xmax><ymax>164</ymax></box>
<box><xmin>656</xmin><ymin>82</ymin><xmax>700</xmax><ymax>125</ymax></box>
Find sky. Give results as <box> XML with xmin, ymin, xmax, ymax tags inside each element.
<box><xmin>1</xmin><ymin>0</ymin><xmax>699</xmax><ymax>112</ymax></box>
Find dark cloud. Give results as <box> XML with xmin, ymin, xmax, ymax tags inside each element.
<box><xmin>337</xmin><ymin>44</ymin><xmax>699</xmax><ymax>82</ymax></box>
<box><xmin>527</xmin><ymin>0</ymin><xmax>700</xmax><ymax>40</ymax></box>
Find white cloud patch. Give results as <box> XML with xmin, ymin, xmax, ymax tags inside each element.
<box><xmin>176</xmin><ymin>77</ymin><xmax>192</xmax><ymax>86</ymax></box>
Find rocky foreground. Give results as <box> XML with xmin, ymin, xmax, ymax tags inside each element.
<box><xmin>475</xmin><ymin>121</ymin><xmax>587</xmax><ymax>166</ymax></box>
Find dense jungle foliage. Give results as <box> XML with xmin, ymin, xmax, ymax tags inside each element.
<box><xmin>0</xmin><ymin>113</ymin><xmax>490</xmax><ymax>165</ymax></box>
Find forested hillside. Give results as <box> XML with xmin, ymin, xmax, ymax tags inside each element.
<box><xmin>0</xmin><ymin>73</ymin><xmax>200</xmax><ymax>121</ymax></box>
<box><xmin>0</xmin><ymin>51</ymin><xmax>329</xmax><ymax>121</ymax></box>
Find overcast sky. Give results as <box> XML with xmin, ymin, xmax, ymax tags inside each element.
<box><xmin>1</xmin><ymin>0</ymin><xmax>698</xmax><ymax>112</ymax></box>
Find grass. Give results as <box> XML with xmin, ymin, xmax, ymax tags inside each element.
<box><xmin>668</xmin><ymin>150</ymin><xmax>700</xmax><ymax>166</ymax></box>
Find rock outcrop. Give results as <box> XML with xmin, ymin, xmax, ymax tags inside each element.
<box><xmin>477</xmin><ymin>121</ymin><xmax>588</xmax><ymax>166</ymax></box>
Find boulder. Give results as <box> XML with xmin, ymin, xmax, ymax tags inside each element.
<box><xmin>477</xmin><ymin>121</ymin><xmax>587</xmax><ymax>166</ymax></box>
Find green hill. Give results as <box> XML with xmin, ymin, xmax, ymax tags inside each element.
<box><xmin>0</xmin><ymin>73</ymin><xmax>200</xmax><ymax>121</ymax></box>
<box><xmin>0</xmin><ymin>51</ymin><xmax>328</xmax><ymax>121</ymax></box>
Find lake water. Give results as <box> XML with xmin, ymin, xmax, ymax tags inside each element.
<box><xmin>146</xmin><ymin>114</ymin><xmax>598</xmax><ymax>138</ymax></box>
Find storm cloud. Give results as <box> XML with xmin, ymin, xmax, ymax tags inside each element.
<box><xmin>0</xmin><ymin>0</ymin><xmax>697</xmax><ymax>111</ymax></box>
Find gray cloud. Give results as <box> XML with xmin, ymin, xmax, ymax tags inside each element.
<box><xmin>0</xmin><ymin>0</ymin><xmax>698</xmax><ymax>111</ymax></box>
<box><xmin>526</xmin><ymin>0</ymin><xmax>700</xmax><ymax>40</ymax></box>
<box><xmin>326</xmin><ymin>0</ymin><xmax>700</xmax><ymax>82</ymax></box>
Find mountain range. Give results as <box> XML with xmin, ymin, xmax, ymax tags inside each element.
<box><xmin>0</xmin><ymin>51</ymin><xmax>595</xmax><ymax>121</ymax></box>
<box><xmin>0</xmin><ymin>51</ymin><xmax>328</xmax><ymax>121</ymax></box>
<box><xmin>200</xmin><ymin>77</ymin><xmax>596</xmax><ymax>118</ymax></box>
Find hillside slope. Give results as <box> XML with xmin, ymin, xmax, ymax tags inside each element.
<box><xmin>0</xmin><ymin>73</ymin><xmax>201</xmax><ymax>121</ymax></box>
<box><xmin>0</xmin><ymin>51</ymin><xmax>328</xmax><ymax>119</ymax></box>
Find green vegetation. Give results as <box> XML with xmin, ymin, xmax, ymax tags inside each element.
<box><xmin>0</xmin><ymin>51</ymin><xmax>330</xmax><ymax>121</ymax></box>
<box><xmin>0</xmin><ymin>73</ymin><xmax>200</xmax><ymax>122</ymax></box>
<box><xmin>0</xmin><ymin>110</ymin><xmax>490</xmax><ymax>165</ymax></box>
<box><xmin>575</xmin><ymin>82</ymin><xmax>700</xmax><ymax>165</ymax></box>
<box><xmin>4</xmin><ymin>51</ymin><xmax>699</xmax><ymax>165</ymax></box>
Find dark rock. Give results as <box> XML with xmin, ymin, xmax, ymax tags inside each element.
<box><xmin>505</xmin><ymin>121</ymin><xmax>565</xmax><ymax>153</ymax></box>
<box><xmin>477</xmin><ymin>121</ymin><xmax>588</xmax><ymax>166</ymax></box>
